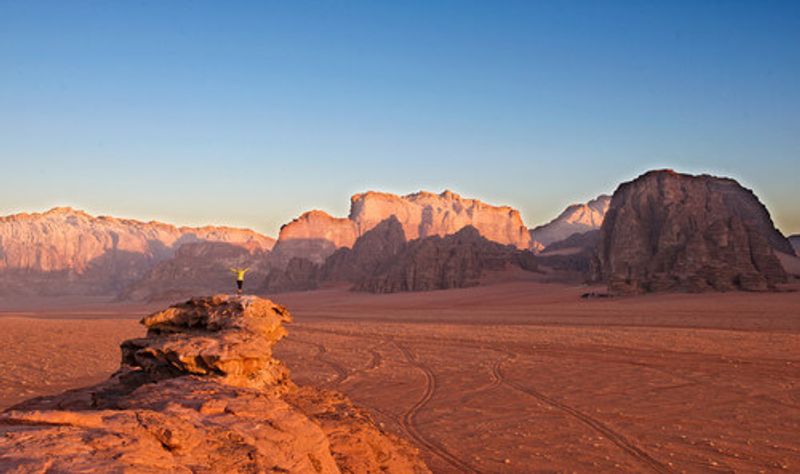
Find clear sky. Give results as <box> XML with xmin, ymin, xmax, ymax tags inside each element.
<box><xmin>1</xmin><ymin>1</ymin><xmax>798</xmax><ymax>236</ymax></box>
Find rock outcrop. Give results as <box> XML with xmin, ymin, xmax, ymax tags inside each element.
<box><xmin>261</xmin><ymin>257</ymin><xmax>321</xmax><ymax>293</ymax></box>
<box><xmin>0</xmin><ymin>207</ymin><xmax>275</xmax><ymax>296</ymax></box>
<box><xmin>530</xmin><ymin>195</ymin><xmax>611</xmax><ymax>249</ymax></box>
<box><xmin>268</xmin><ymin>190</ymin><xmax>532</xmax><ymax>268</ymax></box>
<box><xmin>268</xmin><ymin>210</ymin><xmax>358</xmax><ymax>268</ymax></box>
<box><xmin>0</xmin><ymin>295</ymin><xmax>429</xmax><ymax>473</ymax></box>
<box><xmin>596</xmin><ymin>170</ymin><xmax>792</xmax><ymax>294</ymax></box>
<box><xmin>321</xmin><ymin>216</ymin><xmax>408</xmax><ymax>283</ymax></box>
<box><xmin>358</xmin><ymin>226</ymin><xmax>537</xmax><ymax>293</ymax></box>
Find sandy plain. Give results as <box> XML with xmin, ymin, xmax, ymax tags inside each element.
<box><xmin>1</xmin><ymin>281</ymin><xmax>798</xmax><ymax>473</ymax></box>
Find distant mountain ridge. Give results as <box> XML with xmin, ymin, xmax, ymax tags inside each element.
<box><xmin>0</xmin><ymin>207</ymin><xmax>274</xmax><ymax>296</ymax></box>
<box><xmin>530</xmin><ymin>195</ymin><xmax>611</xmax><ymax>248</ymax></box>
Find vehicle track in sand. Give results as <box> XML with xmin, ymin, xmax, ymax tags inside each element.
<box><xmin>493</xmin><ymin>357</ymin><xmax>672</xmax><ymax>474</ymax></box>
<box><xmin>288</xmin><ymin>337</ymin><xmax>349</xmax><ymax>386</ymax></box>
<box><xmin>392</xmin><ymin>341</ymin><xmax>482</xmax><ymax>473</ymax></box>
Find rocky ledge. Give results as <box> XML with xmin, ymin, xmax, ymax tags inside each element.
<box><xmin>0</xmin><ymin>295</ymin><xmax>429</xmax><ymax>473</ymax></box>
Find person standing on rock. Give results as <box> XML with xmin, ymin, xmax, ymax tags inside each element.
<box><xmin>230</xmin><ymin>267</ymin><xmax>249</xmax><ymax>295</ymax></box>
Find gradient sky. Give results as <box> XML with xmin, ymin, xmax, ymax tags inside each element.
<box><xmin>1</xmin><ymin>1</ymin><xmax>798</xmax><ymax>236</ymax></box>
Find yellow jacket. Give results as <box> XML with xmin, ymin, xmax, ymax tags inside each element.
<box><xmin>230</xmin><ymin>267</ymin><xmax>249</xmax><ymax>281</ymax></box>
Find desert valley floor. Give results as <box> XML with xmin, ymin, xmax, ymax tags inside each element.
<box><xmin>1</xmin><ymin>281</ymin><xmax>798</xmax><ymax>473</ymax></box>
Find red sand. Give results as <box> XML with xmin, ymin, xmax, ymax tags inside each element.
<box><xmin>1</xmin><ymin>281</ymin><xmax>799</xmax><ymax>472</ymax></box>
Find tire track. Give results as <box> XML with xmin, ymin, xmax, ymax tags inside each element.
<box><xmin>494</xmin><ymin>358</ymin><xmax>672</xmax><ymax>474</ymax></box>
<box><xmin>393</xmin><ymin>341</ymin><xmax>481</xmax><ymax>474</ymax></box>
<box><xmin>289</xmin><ymin>338</ymin><xmax>348</xmax><ymax>386</ymax></box>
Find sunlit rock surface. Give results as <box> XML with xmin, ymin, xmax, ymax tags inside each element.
<box><xmin>0</xmin><ymin>295</ymin><xmax>430</xmax><ymax>473</ymax></box>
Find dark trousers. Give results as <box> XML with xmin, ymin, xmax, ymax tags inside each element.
<box><xmin>237</xmin><ymin>280</ymin><xmax>243</xmax><ymax>290</ymax></box>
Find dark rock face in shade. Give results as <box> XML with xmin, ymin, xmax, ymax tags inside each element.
<box><xmin>595</xmin><ymin>170</ymin><xmax>791</xmax><ymax>294</ymax></box>
<box><xmin>358</xmin><ymin>226</ymin><xmax>537</xmax><ymax>293</ymax></box>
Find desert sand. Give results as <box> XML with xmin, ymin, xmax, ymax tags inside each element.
<box><xmin>1</xmin><ymin>281</ymin><xmax>799</xmax><ymax>472</ymax></box>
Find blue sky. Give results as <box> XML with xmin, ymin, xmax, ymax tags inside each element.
<box><xmin>1</xmin><ymin>1</ymin><xmax>798</xmax><ymax>236</ymax></box>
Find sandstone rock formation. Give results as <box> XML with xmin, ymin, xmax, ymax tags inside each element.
<box><xmin>0</xmin><ymin>207</ymin><xmax>274</xmax><ymax>296</ymax></box>
<box><xmin>269</xmin><ymin>190</ymin><xmax>532</xmax><ymax>268</ymax></box>
<box><xmin>321</xmin><ymin>216</ymin><xmax>408</xmax><ymax>283</ymax></box>
<box><xmin>596</xmin><ymin>170</ymin><xmax>792</xmax><ymax>293</ymax></box>
<box><xmin>790</xmin><ymin>235</ymin><xmax>800</xmax><ymax>256</ymax></box>
<box><xmin>261</xmin><ymin>257</ymin><xmax>321</xmax><ymax>293</ymax></box>
<box><xmin>349</xmin><ymin>190</ymin><xmax>531</xmax><ymax>248</ymax></box>
<box><xmin>262</xmin><ymin>217</ymin><xmax>408</xmax><ymax>294</ymax></box>
<box><xmin>0</xmin><ymin>295</ymin><xmax>429</xmax><ymax>473</ymax></box>
<box><xmin>530</xmin><ymin>195</ymin><xmax>610</xmax><ymax>249</ymax></box>
<box><xmin>119</xmin><ymin>241</ymin><xmax>270</xmax><ymax>302</ymax></box>
<box><xmin>358</xmin><ymin>226</ymin><xmax>537</xmax><ymax>293</ymax></box>
<box><xmin>268</xmin><ymin>210</ymin><xmax>358</xmax><ymax>268</ymax></box>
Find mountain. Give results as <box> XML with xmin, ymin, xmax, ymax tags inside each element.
<box><xmin>119</xmin><ymin>241</ymin><xmax>270</xmax><ymax>302</ymax></box>
<box><xmin>0</xmin><ymin>207</ymin><xmax>274</xmax><ymax>296</ymax></box>
<box><xmin>529</xmin><ymin>195</ymin><xmax>611</xmax><ymax>248</ymax></box>
<box><xmin>0</xmin><ymin>295</ymin><xmax>429</xmax><ymax>472</ymax></box>
<box><xmin>790</xmin><ymin>235</ymin><xmax>800</xmax><ymax>256</ymax></box>
<box><xmin>595</xmin><ymin>170</ymin><xmax>791</xmax><ymax>293</ymax></box>
<box><xmin>262</xmin><ymin>217</ymin><xmax>408</xmax><ymax>294</ymax></box>
<box><xmin>321</xmin><ymin>216</ymin><xmax>408</xmax><ymax>283</ymax></box>
<box><xmin>268</xmin><ymin>190</ymin><xmax>532</xmax><ymax>268</ymax></box>
<box><xmin>357</xmin><ymin>226</ymin><xmax>537</xmax><ymax>293</ymax></box>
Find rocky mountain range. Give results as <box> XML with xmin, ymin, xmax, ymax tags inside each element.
<box><xmin>0</xmin><ymin>207</ymin><xmax>274</xmax><ymax>296</ymax></box>
<box><xmin>529</xmin><ymin>195</ymin><xmax>611</xmax><ymax>249</ymax></box>
<box><xmin>269</xmin><ymin>190</ymin><xmax>532</xmax><ymax>268</ymax></box>
<box><xmin>1</xmin><ymin>173</ymin><xmax>796</xmax><ymax>299</ymax></box>
<box><xmin>595</xmin><ymin>170</ymin><xmax>792</xmax><ymax>293</ymax></box>
<box><xmin>0</xmin><ymin>295</ymin><xmax>429</xmax><ymax>472</ymax></box>
<box><xmin>263</xmin><ymin>219</ymin><xmax>539</xmax><ymax>294</ymax></box>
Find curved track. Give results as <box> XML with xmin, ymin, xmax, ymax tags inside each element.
<box><xmin>393</xmin><ymin>341</ymin><xmax>481</xmax><ymax>473</ymax></box>
<box><xmin>493</xmin><ymin>358</ymin><xmax>671</xmax><ymax>474</ymax></box>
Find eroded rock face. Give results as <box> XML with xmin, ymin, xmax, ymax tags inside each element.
<box><xmin>358</xmin><ymin>226</ymin><xmax>537</xmax><ymax>293</ymax></box>
<box><xmin>596</xmin><ymin>170</ymin><xmax>791</xmax><ymax>294</ymax></box>
<box><xmin>350</xmin><ymin>190</ymin><xmax>532</xmax><ymax>249</ymax></box>
<box><xmin>530</xmin><ymin>195</ymin><xmax>610</xmax><ymax>249</ymax></box>
<box><xmin>268</xmin><ymin>190</ymin><xmax>532</xmax><ymax>269</ymax></box>
<box><xmin>0</xmin><ymin>295</ymin><xmax>430</xmax><ymax>473</ymax></box>
<box><xmin>321</xmin><ymin>216</ymin><xmax>408</xmax><ymax>283</ymax></box>
<box><xmin>0</xmin><ymin>207</ymin><xmax>275</xmax><ymax>296</ymax></box>
<box><xmin>269</xmin><ymin>210</ymin><xmax>358</xmax><ymax>269</ymax></box>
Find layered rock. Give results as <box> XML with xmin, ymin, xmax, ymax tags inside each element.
<box><xmin>530</xmin><ymin>195</ymin><xmax>611</xmax><ymax>248</ymax></box>
<box><xmin>0</xmin><ymin>207</ymin><xmax>275</xmax><ymax>296</ymax></box>
<box><xmin>358</xmin><ymin>226</ymin><xmax>537</xmax><ymax>293</ymax></box>
<box><xmin>269</xmin><ymin>190</ymin><xmax>532</xmax><ymax>268</ymax></box>
<box><xmin>349</xmin><ymin>190</ymin><xmax>531</xmax><ymax>249</ymax></box>
<box><xmin>596</xmin><ymin>170</ymin><xmax>791</xmax><ymax>294</ymax></box>
<box><xmin>0</xmin><ymin>295</ymin><xmax>429</xmax><ymax>473</ymax></box>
